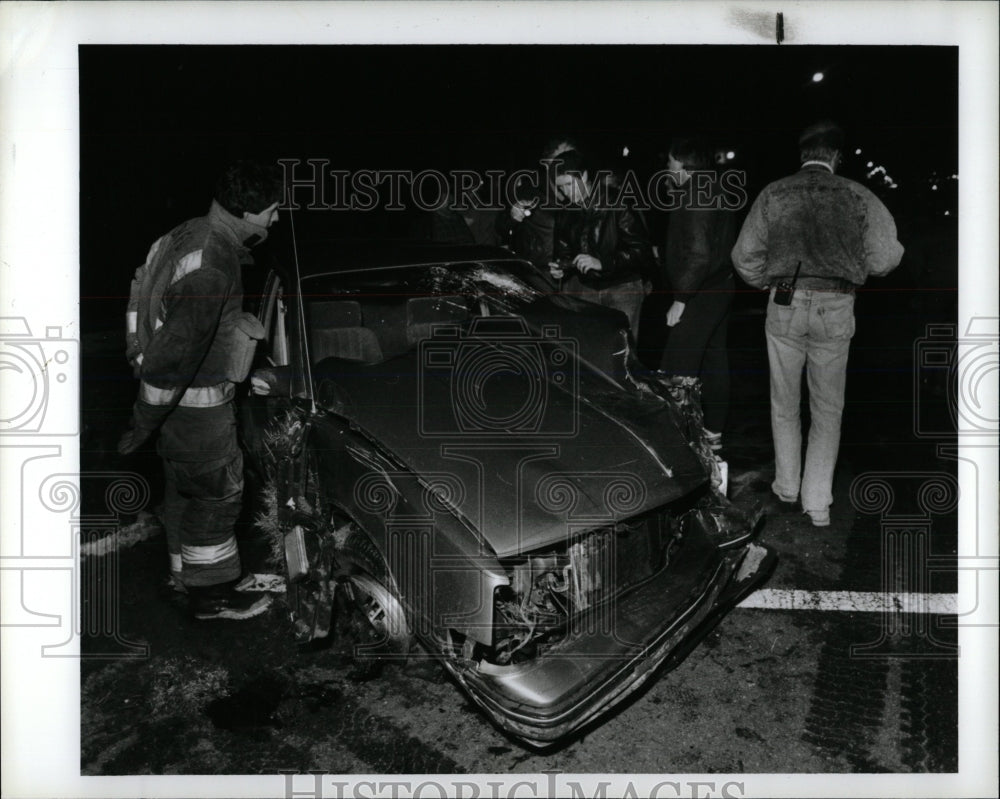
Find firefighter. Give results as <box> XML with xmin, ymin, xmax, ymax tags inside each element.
<box><xmin>119</xmin><ymin>160</ymin><xmax>283</xmax><ymax>620</ymax></box>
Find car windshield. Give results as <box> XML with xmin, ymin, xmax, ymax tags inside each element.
<box><xmin>299</xmin><ymin>260</ymin><xmax>554</xmax><ymax>365</ymax></box>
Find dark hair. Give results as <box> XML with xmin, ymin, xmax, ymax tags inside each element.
<box><xmin>552</xmin><ymin>149</ymin><xmax>589</xmax><ymax>177</ymax></box>
<box><xmin>541</xmin><ymin>136</ymin><xmax>581</xmax><ymax>161</ymax></box>
<box><xmin>214</xmin><ymin>160</ymin><xmax>285</xmax><ymax>217</ymax></box>
<box><xmin>668</xmin><ymin>137</ymin><xmax>713</xmax><ymax>171</ymax></box>
<box><xmin>798</xmin><ymin>121</ymin><xmax>845</xmax><ymax>164</ymax></box>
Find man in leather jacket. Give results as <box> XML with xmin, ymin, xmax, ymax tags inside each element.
<box><xmin>119</xmin><ymin>160</ymin><xmax>284</xmax><ymax>620</ymax></box>
<box><xmin>504</xmin><ymin>137</ymin><xmax>580</xmax><ymax>270</ymax></box>
<box><xmin>659</xmin><ymin>138</ymin><xmax>738</xmax><ymax>449</ymax></box>
<box><xmin>549</xmin><ymin>150</ymin><xmax>654</xmax><ymax>340</ymax></box>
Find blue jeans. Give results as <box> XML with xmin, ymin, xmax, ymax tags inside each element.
<box><xmin>765</xmin><ymin>288</ymin><xmax>855</xmax><ymax>514</ymax></box>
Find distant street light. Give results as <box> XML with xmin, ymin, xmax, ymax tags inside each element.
<box><xmin>855</xmin><ymin>148</ymin><xmax>862</xmax><ymax>155</ymax></box>
<box><xmin>812</xmin><ymin>72</ymin><xmax>824</xmax><ymax>82</ymax></box>
<box><xmin>726</xmin><ymin>151</ymin><xmax>735</xmax><ymax>160</ymax></box>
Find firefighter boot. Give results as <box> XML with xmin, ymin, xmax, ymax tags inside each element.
<box><xmin>189</xmin><ymin>580</ymin><xmax>272</xmax><ymax>621</ymax></box>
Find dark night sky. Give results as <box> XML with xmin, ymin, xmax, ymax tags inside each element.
<box><xmin>80</xmin><ymin>45</ymin><xmax>957</xmax><ymax>326</ymax></box>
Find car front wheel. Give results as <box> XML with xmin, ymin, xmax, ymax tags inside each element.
<box><xmin>334</xmin><ymin>528</ymin><xmax>413</xmax><ymax>673</ymax></box>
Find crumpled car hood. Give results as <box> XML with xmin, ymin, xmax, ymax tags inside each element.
<box><xmin>314</xmin><ymin>348</ymin><xmax>706</xmax><ymax>558</ymax></box>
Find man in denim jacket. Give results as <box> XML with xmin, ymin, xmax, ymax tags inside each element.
<box><xmin>731</xmin><ymin>122</ymin><xmax>903</xmax><ymax>526</ymax></box>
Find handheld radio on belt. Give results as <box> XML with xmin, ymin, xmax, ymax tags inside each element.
<box><xmin>773</xmin><ymin>261</ymin><xmax>802</xmax><ymax>306</ymax></box>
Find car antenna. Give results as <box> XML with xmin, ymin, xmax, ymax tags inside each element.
<box><xmin>286</xmin><ymin>202</ymin><xmax>317</xmax><ymax>415</ymax></box>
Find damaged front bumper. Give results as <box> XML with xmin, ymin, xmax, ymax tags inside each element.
<box><xmin>444</xmin><ymin>525</ymin><xmax>777</xmax><ymax>747</ymax></box>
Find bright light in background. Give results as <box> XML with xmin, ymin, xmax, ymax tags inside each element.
<box><xmin>855</xmin><ymin>148</ymin><xmax>862</xmax><ymax>155</ymax></box>
<box><xmin>812</xmin><ymin>72</ymin><xmax>824</xmax><ymax>83</ymax></box>
<box><xmin>622</xmin><ymin>146</ymin><xmax>629</xmax><ymax>157</ymax></box>
<box><xmin>866</xmin><ymin>161</ymin><xmax>874</xmax><ymax>168</ymax></box>
<box><xmin>726</xmin><ymin>151</ymin><xmax>735</xmax><ymax>160</ymax></box>
<box><xmin>931</xmin><ymin>185</ymin><xmax>938</xmax><ymax>191</ymax></box>
<box><xmin>944</xmin><ymin>211</ymin><xmax>951</xmax><ymax>216</ymax></box>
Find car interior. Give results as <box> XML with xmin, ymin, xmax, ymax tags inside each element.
<box><xmin>307</xmin><ymin>295</ymin><xmax>472</xmax><ymax>365</ymax></box>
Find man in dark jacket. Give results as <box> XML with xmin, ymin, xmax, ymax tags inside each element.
<box><xmin>549</xmin><ymin>150</ymin><xmax>654</xmax><ymax>340</ymax></box>
<box><xmin>732</xmin><ymin>122</ymin><xmax>903</xmax><ymax>527</ymax></box>
<box><xmin>659</xmin><ymin>138</ymin><xmax>738</xmax><ymax>448</ymax></box>
<box><xmin>502</xmin><ymin>136</ymin><xmax>580</xmax><ymax>270</ymax></box>
<box><xmin>119</xmin><ymin>160</ymin><xmax>284</xmax><ymax>619</ymax></box>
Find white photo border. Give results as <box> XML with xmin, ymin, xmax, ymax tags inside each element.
<box><xmin>1</xmin><ymin>2</ymin><xmax>996</xmax><ymax>798</ymax></box>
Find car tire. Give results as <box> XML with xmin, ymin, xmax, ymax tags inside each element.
<box><xmin>334</xmin><ymin>527</ymin><xmax>413</xmax><ymax>670</ymax></box>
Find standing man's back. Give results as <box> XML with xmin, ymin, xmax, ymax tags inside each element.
<box><xmin>731</xmin><ymin>121</ymin><xmax>903</xmax><ymax>526</ymax></box>
<box><xmin>734</xmin><ymin>161</ymin><xmax>903</xmax><ymax>287</ymax></box>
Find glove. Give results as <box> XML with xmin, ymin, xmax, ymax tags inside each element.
<box><xmin>119</xmin><ymin>397</ymin><xmax>172</xmax><ymax>455</ymax></box>
<box><xmin>250</xmin><ymin>365</ymin><xmax>292</xmax><ymax>397</ymax></box>
<box><xmin>666</xmin><ymin>300</ymin><xmax>687</xmax><ymax>327</ymax></box>
<box><xmin>118</xmin><ymin>425</ymin><xmax>154</xmax><ymax>455</ymax></box>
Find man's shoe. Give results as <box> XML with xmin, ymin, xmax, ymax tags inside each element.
<box><xmin>232</xmin><ymin>571</ymin><xmax>259</xmax><ymax>592</ymax></box>
<box><xmin>189</xmin><ymin>582</ymin><xmax>272</xmax><ymax>621</ymax></box>
<box><xmin>805</xmin><ymin>510</ymin><xmax>831</xmax><ymax>527</ymax></box>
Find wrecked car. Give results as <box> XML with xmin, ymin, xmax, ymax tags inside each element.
<box><xmin>240</xmin><ymin>242</ymin><xmax>776</xmax><ymax>746</ymax></box>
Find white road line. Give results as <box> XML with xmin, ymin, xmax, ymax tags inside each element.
<box><xmin>79</xmin><ymin>515</ymin><xmax>162</xmax><ymax>559</ymax></box>
<box><xmin>738</xmin><ymin>588</ymin><xmax>958</xmax><ymax>614</ymax></box>
<box><xmin>84</xmin><ymin>526</ymin><xmax>960</xmax><ymax>614</ymax></box>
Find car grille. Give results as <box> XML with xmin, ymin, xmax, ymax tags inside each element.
<box><xmin>491</xmin><ymin>510</ymin><xmax>678</xmax><ymax>664</ymax></box>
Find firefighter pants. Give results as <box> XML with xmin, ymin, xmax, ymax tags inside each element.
<box><xmin>157</xmin><ymin>402</ymin><xmax>243</xmax><ymax>587</ymax></box>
